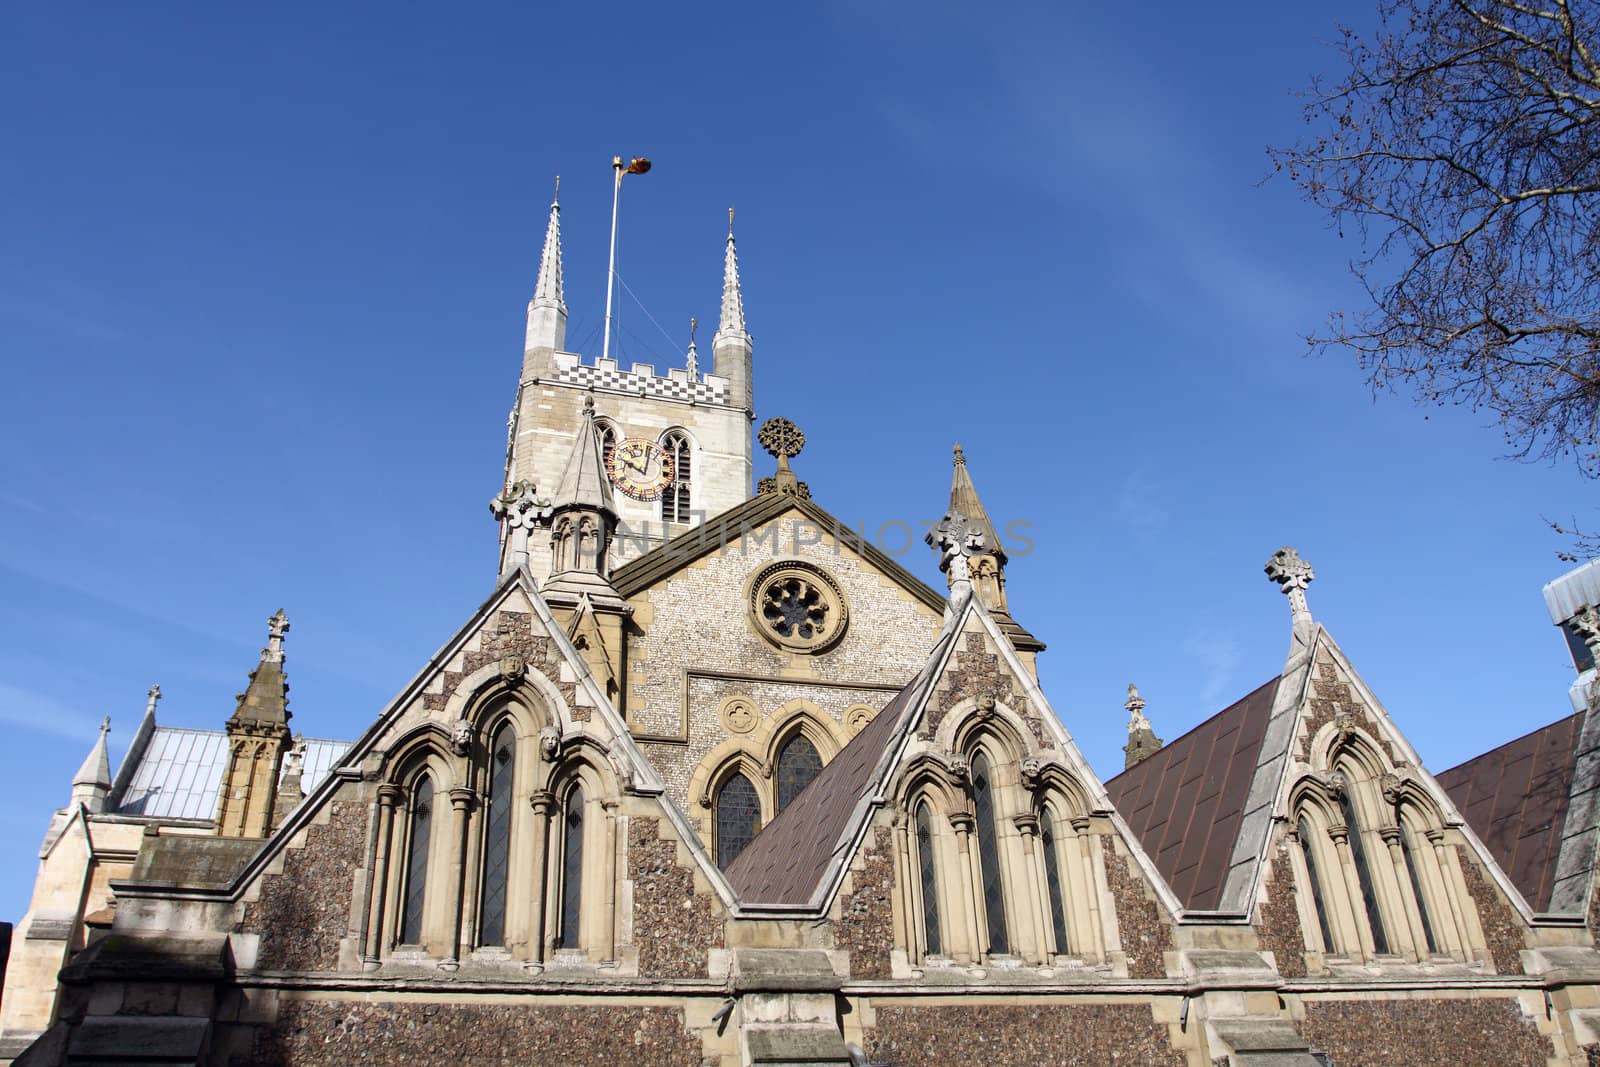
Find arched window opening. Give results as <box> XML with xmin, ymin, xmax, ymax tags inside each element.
<box><xmin>400</xmin><ymin>774</ymin><xmax>434</xmax><ymax>945</ymax></box>
<box><xmin>478</xmin><ymin>725</ymin><xmax>515</xmax><ymax>947</ymax></box>
<box><xmin>1039</xmin><ymin>805</ymin><xmax>1070</xmax><ymax>955</ymax></box>
<box><xmin>598</xmin><ymin>421</ymin><xmax>618</xmax><ymax>476</ymax></box>
<box><xmin>1338</xmin><ymin>786</ymin><xmax>1390</xmax><ymax>955</ymax></box>
<box><xmin>661</xmin><ymin>431</ymin><xmax>692</xmax><ymax>525</ymax></box>
<box><xmin>776</xmin><ymin>733</ymin><xmax>822</xmax><ymax>813</ymax></box>
<box><xmin>915</xmin><ymin>801</ymin><xmax>942</xmax><ymax>956</ymax></box>
<box><xmin>1400</xmin><ymin>818</ymin><xmax>1439</xmax><ymax>955</ymax></box>
<box><xmin>557</xmin><ymin>785</ymin><xmax>585</xmax><ymax>948</ymax></box>
<box><xmin>716</xmin><ymin>772</ymin><xmax>760</xmax><ymax>869</ymax></box>
<box><xmin>1297</xmin><ymin>816</ymin><xmax>1336</xmax><ymax>951</ymax></box>
<box><xmin>971</xmin><ymin>752</ymin><xmax>1010</xmax><ymax>954</ymax></box>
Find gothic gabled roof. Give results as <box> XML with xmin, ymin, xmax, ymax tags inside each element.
<box><xmin>611</xmin><ymin>491</ymin><xmax>1043</xmax><ymax>650</ymax></box>
<box><xmin>1437</xmin><ymin>712</ymin><xmax>1587</xmax><ymax>913</ymax></box>
<box><xmin>1106</xmin><ymin>677</ymin><xmax>1280</xmax><ymax>911</ymax></box>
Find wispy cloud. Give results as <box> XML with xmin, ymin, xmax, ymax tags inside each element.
<box><xmin>1183</xmin><ymin>627</ymin><xmax>1243</xmax><ymax>708</ymax></box>
<box><xmin>0</xmin><ymin>681</ymin><xmax>103</xmax><ymax>741</ymax></box>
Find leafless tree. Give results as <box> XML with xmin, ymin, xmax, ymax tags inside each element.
<box><xmin>1274</xmin><ymin>0</ymin><xmax>1600</xmax><ymax>553</ymax></box>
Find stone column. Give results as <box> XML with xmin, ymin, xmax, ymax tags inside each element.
<box><xmin>601</xmin><ymin>799</ymin><xmax>620</xmax><ymax>964</ymax></box>
<box><xmin>948</xmin><ymin>811</ymin><xmax>980</xmax><ymax>962</ymax></box>
<box><xmin>527</xmin><ymin>790</ymin><xmax>555</xmax><ymax>971</ymax></box>
<box><xmin>1073</xmin><ymin>818</ymin><xmax>1106</xmax><ymax>962</ymax></box>
<box><xmin>440</xmin><ymin>787</ymin><xmax>477</xmax><ymax>971</ymax></box>
<box><xmin>364</xmin><ymin>785</ymin><xmax>403</xmax><ymax>968</ymax></box>
<box><xmin>1328</xmin><ymin>825</ymin><xmax>1377</xmax><ymax>958</ymax></box>
<box><xmin>1381</xmin><ymin>826</ymin><xmax>1427</xmax><ymax>960</ymax></box>
<box><xmin>1012</xmin><ymin>812</ymin><xmax>1047</xmax><ymax>963</ymax></box>
<box><xmin>890</xmin><ymin>814</ymin><xmax>911</xmax><ymax>956</ymax></box>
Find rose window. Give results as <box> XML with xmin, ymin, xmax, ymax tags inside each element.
<box><xmin>747</xmin><ymin>562</ymin><xmax>848</xmax><ymax>653</ymax></box>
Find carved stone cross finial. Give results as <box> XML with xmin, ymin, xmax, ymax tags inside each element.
<box><xmin>953</xmin><ymin>442</ymin><xmax>966</xmax><ymax>467</ymax></box>
<box><xmin>758</xmin><ymin>417</ymin><xmax>806</xmax><ymax>493</ymax></box>
<box><xmin>926</xmin><ymin>510</ymin><xmax>986</xmax><ymax>582</ymax></box>
<box><xmin>264</xmin><ymin>609</ymin><xmax>290</xmax><ymax>663</ymax></box>
<box><xmin>1265</xmin><ymin>546</ymin><xmax>1315</xmax><ymax>625</ymax></box>
<box><xmin>1568</xmin><ymin>605</ymin><xmax>1600</xmax><ymax>658</ymax></box>
<box><xmin>492</xmin><ymin>479</ymin><xmax>554</xmax><ymax>575</ymax></box>
<box><xmin>100</xmin><ymin>716</ymin><xmax>110</xmax><ymax>737</ymax></box>
<box><xmin>146</xmin><ymin>683</ymin><xmax>161</xmax><ymax>714</ymax></box>
<box><xmin>1125</xmin><ymin>683</ymin><xmax>1150</xmax><ymax>732</ymax></box>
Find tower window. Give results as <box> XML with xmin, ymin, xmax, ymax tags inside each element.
<box><xmin>661</xmin><ymin>431</ymin><xmax>692</xmax><ymax>524</ymax></box>
<box><xmin>597</xmin><ymin>420</ymin><xmax>618</xmax><ymax>478</ymax></box>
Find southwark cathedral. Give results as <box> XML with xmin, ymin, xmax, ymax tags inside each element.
<box><xmin>10</xmin><ymin>189</ymin><xmax>1600</xmax><ymax>1067</ymax></box>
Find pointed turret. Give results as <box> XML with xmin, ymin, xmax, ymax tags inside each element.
<box><xmin>936</xmin><ymin>445</ymin><xmax>1044</xmax><ymax>667</ymax></box>
<box><xmin>545</xmin><ymin>392</ymin><xmax>625</xmax><ymax>604</ymax></box>
<box><xmin>712</xmin><ymin>209</ymin><xmax>752</xmax><ymax>413</ymax></box>
<box><xmin>553</xmin><ymin>391</ymin><xmax>615</xmax><ymax>517</ymax></box>
<box><xmin>70</xmin><ymin>717</ymin><xmax>112</xmax><ymax>813</ymax></box>
<box><xmin>215</xmin><ymin>610</ymin><xmax>295</xmax><ymax>838</ymax></box>
<box><xmin>524</xmin><ymin>180</ymin><xmax>568</xmax><ymax>372</ymax></box>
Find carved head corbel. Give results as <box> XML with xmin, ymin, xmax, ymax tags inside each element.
<box><xmin>539</xmin><ymin>725</ymin><xmax>562</xmax><ymax>761</ymax></box>
<box><xmin>499</xmin><ymin>653</ymin><xmax>526</xmax><ymax>684</ymax></box>
<box><xmin>945</xmin><ymin>754</ymin><xmax>971</xmax><ymax>784</ymax></box>
<box><xmin>1020</xmin><ymin>756</ymin><xmax>1045</xmax><ymax>791</ymax></box>
<box><xmin>975</xmin><ymin>694</ymin><xmax>997</xmax><ymax>722</ymax></box>
<box><xmin>450</xmin><ymin>719</ymin><xmax>474</xmax><ymax>757</ymax></box>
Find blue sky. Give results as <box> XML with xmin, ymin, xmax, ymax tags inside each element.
<box><xmin>0</xmin><ymin>2</ymin><xmax>1588</xmax><ymax>924</ymax></box>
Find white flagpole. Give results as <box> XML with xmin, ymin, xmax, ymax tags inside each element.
<box><xmin>601</xmin><ymin>156</ymin><xmax>624</xmax><ymax>363</ymax></box>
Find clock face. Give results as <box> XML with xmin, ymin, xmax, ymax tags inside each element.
<box><xmin>607</xmin><ymin>437</ymin><xmax>676</xmax><ymax>501</ymax></box>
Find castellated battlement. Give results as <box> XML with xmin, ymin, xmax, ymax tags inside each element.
<box><xmin>548</xmin><ymin>351</ymin><xmax>728</xmax><ymax>406</ymax></box>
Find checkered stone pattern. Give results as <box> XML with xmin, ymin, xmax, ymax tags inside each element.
<box><xmin>556</xmin><ymin>362</ymin><xmax>726</xmax><ymax>405</ymax></box>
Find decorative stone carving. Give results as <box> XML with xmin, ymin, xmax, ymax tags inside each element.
<box><xmin>975</xmin><ymin>694</ymin><xmax>997</xmax><ymax>721</ymax></box>
<box><xmin>1569</xmin><ymin>605</ymin><xmax>1600</xmax><ymax>656</ymax></box>
<box><xmin>450</xmin><ymin>720</ymin><xmax>474</xmax><ymax>757</ymax></box>
<box><xmin>845</xmin><ymin>704</ymin><xmax>876</xmax><ymax>734</ymax></box>
<box><xmin>1380</xmin><ymin>771</ymin><xmax>1404</xmax><ymax>806</ymax></box>
<box><xmin>1020</xmin><ymin>756</ymin><xmax>1045</xmax><ymax>790</ymax></box>
<box><xmin>539</xmin><ymin>725</ymin><xmax>562</xmax><ymax>761</ymax></box>
<box><xmin>945</xmin><ymin>754</ymin><xmax>971</xmax><ymax>784</ymax></box>
<box><xmin>499</xmin><ymin>654</ymin><xmax>526</xmax><ymax>683</ymax></box>
<box><xmin>490</xmin><ymin>480</ymin><xmax>554</xmax><ymax>572</ymax></box>
<box><xmin>926</xmin><ymin>510</ymin><xmax>985</xmax><ymax>583</ymax></box>
<box><xmin>746</xmin><ymin>561</ymin><xmax>849</xmax><ymax>654</ymax></box>
<box><xmin>757</xmin><ymin>417</ymin><xmax>808</xmax><ymax>496</ymax></box>
<box><xmin>1326</xmin><ymin>769</ymin><xmax>1349</xmax><ymax>799</ymax></box>
<box><xmin>1265</xmin><ymin>546</ymin><xmax>1315</xmax><ymax>624</ymax></box>
<box><xmin>719</xmin><ymin>697</ymin><xmax>759</xmax><ymax>735</ymax></box>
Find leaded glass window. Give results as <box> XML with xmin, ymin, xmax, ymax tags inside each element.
<box><xmin>1039</xmin><ymin>805</ymin><xmax>1070</xmax><ymax>954</ymax></box>
<box><xmin>971</xmin><ymin>752</ymin><xmax>1010</xmax><ymax>954</ymax></box>
<box><xmin>557</xmin><ymin>785</ymin><xmax>584</xmax><ymax>948</ymax></box>
<box><xmin>478</xmin><ymin>725</ymin><xmax>515</xmax><ymax>947</ymax></box>
<box><xmin>1339</xmin><ymin>789</ymin><xmax>1390</xmax><ymax>955</ymax></box>
<box><xmin>1400</xmin><ymin>820</ymin><xmax>1439</xmax><ymax>955</ymax></box>
<box><xmin>1298</xmin><ymin>816</ymin><xmax>1336</xmax><ymax>951</ymax></box>
<box><xmin>915</xmin><ymin>801</ymin><xmax>941</xmax><ymax>956</ymax></box>
<box><xmin>716</xmin><ymin>772</ymin><xmax>760</xmax><ymax>869</ymax></box>
<box><xmin>598</xmin><ymin>421</ymin><xmax>618</xmax><ymax>476</ymax></box>
<box><xmin>400</xmin><ymin>774</ymin><xmax>433</xmax><ymax>945</ymax></box>
<box><xmin>775</xmin><ymin>734</ymin><xmax>822</xmax><ymax>813</ymax></box>
<box><xmin>661</xmin><ymin>431</ymin><xmax>691</xmax><ymax>524</ymax></box>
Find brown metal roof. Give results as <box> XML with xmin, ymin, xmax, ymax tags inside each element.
<box><xmin>1436</xmin><ymin>711</ymin><xmax>1583</xmax><ymax>912</ymax></box>
<box><xmin>726</xmin><ymin>631</ymin><xmax>957</xmax><ymax>906</ymax></box>
<box><xmin>1105</xmin><ymin>677</ymin><xmax>1280</xmax><ymax>911</ymax></box>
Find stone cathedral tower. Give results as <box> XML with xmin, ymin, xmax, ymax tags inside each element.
<box><xmin>501</xmin><ymin>193</ymin><xmax>755</xmax><ymax>578</ymax></box>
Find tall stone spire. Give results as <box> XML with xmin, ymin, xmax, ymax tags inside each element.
<box><xmin>216</xmin><ymin>610</ymin><xmax>295</xmax><ymax>838</ymax></box>
<box><xmin>71</xmin><ymin>717</ymin><xmax>113</xmax><ymax>813</ymax></box>
<box><xmin>525</xmin><ymin>178</ymin><xmax>568</xmax><ymax>358</ymax></box>
<box><xmin>712</xmin><ymin>208</ymin><xmax>752</xmax><ymax>412</ymax></box>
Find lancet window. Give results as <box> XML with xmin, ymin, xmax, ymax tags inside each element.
<box><xmin>399</xmin><ymin>774</ymin><xmax>434</xmax><ymax>946</ymax></box>
<box><xmin>556</xmin><ymin>783</ymin><xmax>585</xmax><ymax>948</ymax></box>
<box><xmin>477</xmin><ymin>724</ymin><xmax>515</xmax><ymax>947</ymax></box>
<box><xmin>1039</xmin><ymin>802</ymin><xmax>1070</xmax><ymax>954</ymax></box>
<box><xmin>775</xmin><ymin>733</ymin><xmax>822</xmax><ymax>812</ymax></box>
<box><xmin>970</xmin><ymin>751</ymin><xmax>1010</xmax><ymax>954</ymax></box>
<box><xmin>661</xmin><ymin>430</ymin><xmax>692</xmax><ymax>525</ymax></box>
<box><xmin>914</xmin><ymin>801</ymin><xmax>942</xmax><ymax>956</ymax></box>
<box><xmin>716</xmin><ymin>772</ymin><xmax>760</xmax><ymax>869</ymax></box>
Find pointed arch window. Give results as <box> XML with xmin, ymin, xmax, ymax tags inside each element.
<box><xmin>478</xmin><ymin>725</ymin><xmax>515</xmax><ymax>947</ymax></box>
<box><xmin>716</xmin><ymin>772</ymin><xmax>760</xmax><ymax>869</ymax></box>
<box><xmin>1039</xmin><ymin>804</ymin><xmax>1070</xmax><ymax>955</ymax></box>
<box><xmin>557</xmin><ymin>785</ymin><xmax>585</xmax><ymax>948</ymax></box>
<box><xmin>775</xmin><ymin>734</ymin><xmax>822</xmax><ymax>813</ymax></box>
<box><xmin>661</xmin><ymin>431</ymin><xmax>692</xmax><ymax>524</ymax></box>
<box><xmin>970</xmin><ymin>752</ymin><xmax>1010</xmax><ymax>954</ymax></box>
<box><xmin>914</xmin><ymin>801</ymin><xmax>942</xmax><ymax>956</ymax></box>
<box><xmin>399</xmin><ymin>774</ymin><xmax>434</xmax><ymax>945</ymax></box>
<box><xmin>597</xmin><ymin>420</ymin><xmax>618</xmax><ymax>477</ymax></box>
<box><xmin>1338</xmin><ymin>787</ymin><xmax>1390</xmax><ymax>955</ymax></box>
<box><xmin>1399</xmin><ymin>816</ymin><xmax>1439</xmax><ymax>955</ymax></box>
<box><xmin>1297</xmin><ymin>815</ymin><xmax>1336</xmax><ymax>951</ymax></box>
